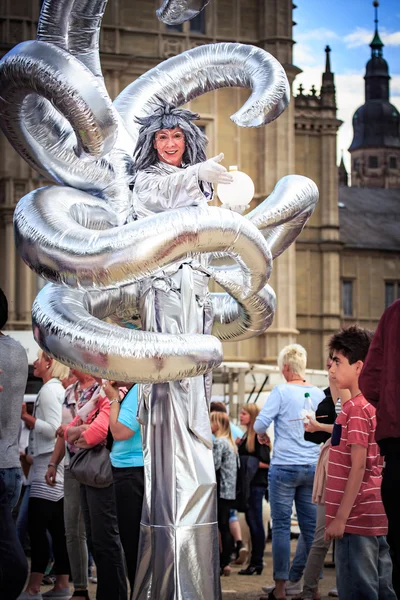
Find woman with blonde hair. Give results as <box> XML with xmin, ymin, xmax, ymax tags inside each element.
<box><xmin>237</xmin><ymin>403</ymin><xmax>271</xmax><ymax>576</ymax></box>
<box><xmin>19</xmin><ymin>351</ymin><xmax>71</xmax><ymax>599</ymax></box>
<box><xmin>211</xmin><ymin>411</ymin><xmax>238</xmax><ymax>576</ymax></box>
<box><xmin>255</xmin><ymin>343</ymin><xmax>325</xmax><ymax>600</ymax></box>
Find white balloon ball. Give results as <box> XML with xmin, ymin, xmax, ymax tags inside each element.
<box><xmin>217</xmin><ymin>170</ymin><xmax>255</xmax><ymax>207</ymax></box>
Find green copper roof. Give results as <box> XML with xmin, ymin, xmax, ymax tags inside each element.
<box><xmin>370</xmin><ymin>30</ymin><xmax>384</xmax><ymax>49</ymax></box>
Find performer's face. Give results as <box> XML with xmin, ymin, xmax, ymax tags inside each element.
<box><xmin>154</xmin><ymin>127</ymin><xmax>185</xmax><ymax>167</ymax></box>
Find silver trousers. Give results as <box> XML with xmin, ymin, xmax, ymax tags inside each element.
<box><xmin>132</xmin><ymin>266</ymin><xmax>221</xmax><ymax>600</ymax></box>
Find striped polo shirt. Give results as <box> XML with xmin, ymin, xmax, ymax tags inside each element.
<box><xmin>325</xmin><ymin>394</ymin><xmax>388</xmax><ymax>536</ymax></box>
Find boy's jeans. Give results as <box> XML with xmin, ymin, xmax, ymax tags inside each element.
<box><xmin>336</xmin><ymin>533</ymin><xmax>397</xmax><ymax>600</ymax></box>
<box><xmin>269</xmin><ymin>464</ymin><xmax>316</xmax><ymax>581</ymax></box>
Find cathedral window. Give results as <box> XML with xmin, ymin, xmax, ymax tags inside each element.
<box><xmin>342</xmin><ymin>280</ymin><xmax>353</xmax><ymax>317</ymax></box>
<box><xmin>389</xmin><ymin>156</ymin><xmax>397</xmax><ymax>169</ymax></box>
<box><xmin>368</xmin><ymin>156</ymin><xmax>378</xmax><ymax>168</ymax></box>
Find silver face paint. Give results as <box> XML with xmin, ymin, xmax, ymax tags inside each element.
<box><xmin>1</xmin><ymin>1</ymin><xmax>318</xmax><ymax>598</ymax></box>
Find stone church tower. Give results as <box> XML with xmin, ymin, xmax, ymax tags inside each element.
<box><xmin>293</xmin><ymin>47</ymin><xmax>343</xmax><ymax>367</ymax></box>
<box><xmin>349</xmin><ymin>1</ymin><xmax>400</xmax><ymax>188</ymax></box>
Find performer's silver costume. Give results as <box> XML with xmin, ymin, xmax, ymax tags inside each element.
<box><xmin>132</xmin><ymin>162</ymin><xmax>220</xmax><ymax>598</ymax></box>
<box><xmin>0</xmin><ymin>1</ymin><xmax>319</xmax><ymax>598</ymax></box>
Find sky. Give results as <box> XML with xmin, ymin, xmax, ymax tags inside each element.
<box><xmin>292</xmin><ymin>0</ymin><xmax>400</xmax><ymax>172</ymax></box>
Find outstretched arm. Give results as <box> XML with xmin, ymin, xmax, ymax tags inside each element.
<box><xmin>134</xmin><ymin>154</ymin><xmax>232</xmax><ymax>213</ymax></box>
<box><xmin>134</xmin><ymin>164</ymin><xmax>205</xmax><ymax>212</ymax></box>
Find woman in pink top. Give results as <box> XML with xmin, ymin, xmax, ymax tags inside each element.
<box><xmin>65</xmin><ymin>377</ymin><xmax>127</xmax><ymax>600</ymax></box>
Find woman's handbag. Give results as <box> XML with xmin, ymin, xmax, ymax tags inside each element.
<box><xmin>69</xmin><ymin>444</ymin><xmax>113</xmax><ymax>488</ymax></box>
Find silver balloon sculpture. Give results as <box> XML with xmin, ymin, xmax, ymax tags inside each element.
<box><xmin>0</xmin><ymin>0</ymin><xmax>319</xmax><ymax>598</ymax></box>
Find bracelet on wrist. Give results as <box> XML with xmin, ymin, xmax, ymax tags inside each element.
<box><xmin>109</xmin><ymin>398</ymin><xmax>121</xmax><ymax>406</ymax></box>
<box><xmin>48</xmin><ymin>462</ymin><xmax>57</xmax><ymax>469</ymax></box>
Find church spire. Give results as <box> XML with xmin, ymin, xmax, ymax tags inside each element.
<box><xmin>325</xmin><ymin>44</ymin><xmax>331</xmax><ymax>74</ymax></box>
<box><xmin>320</xmin><ymin>45</ymin><xmax>336</xmax><ymax>108</ymax></box>
<box><xmin>365</xmin><ymin>0</ymin><xmax>389</xmax><ymax>102</ymax></box>
<box><xmin>370</xmin><ymin>1</ymin><xmax>384</xmax><ymax>58</ymax></box>
<box><xmin>338</xmin><ymin>151</ymin><xmax>348</xmax><ymax>187</ymax></box>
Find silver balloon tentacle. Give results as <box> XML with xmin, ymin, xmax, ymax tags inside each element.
<box><xmin>247</xmin><ymin>175</ymin><xmax>319</xmax><ymax>259</ymax></box>
<box><xmin>3</xmin><ymin>2</ymin><xmax>131</xmax><ymax>213</ymax></box>
<box><xmin>37</xmin><ymin>0</ymin><xmax>107</xmax><ymax>78</ymax></box>
<box><xmin>157</xmin><ymin>0</ymin><xmax>211</xmax><ymax>25</ymax></box>
<box><xmin>67</xmin><ymin>0</ymin><xmax>108</xmax><ymax>79</ymax></box>
<box><xmin>33</xmin><ymin>284</ymin><xmax>222</xmax><ymax>382</ymax></box>
<box><xmin>211</xmin><ymin>284</ymin><xmax>276</xmax><ymax>342</ymax></box>
<box><xmin>36</xmin><ymin>0</ymin><xmax>72</xmax><ymax>47</ymax></box>
<box><xmin>14</xmin><ymin>186</ymin><xmax>272</xmax><ymax>295</ymax></box>
<box><xmin>0</xmin><ymin>40</ymin><xmax>117</xmax><ymax>177</ymax></box>
<box><xmin>114</xmin><ymin>42</ymin><xmax>290</xmax><ymax>150</ymax></box>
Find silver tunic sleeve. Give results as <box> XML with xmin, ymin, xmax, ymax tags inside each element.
<box><xmin>134</xmin><ymin>163</ymin><xmax>208</xmax><ymax>215</ymax></box>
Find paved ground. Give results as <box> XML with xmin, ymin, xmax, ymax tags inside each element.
<box><xmin>40</xmin><ymin>540</ymin><xmax>337</xmax><ymax>600</ymax></box>
<box><xmin>220</xmin><ymin>541</ymin><xmax>337</xmax><ymax>599</ymax></box>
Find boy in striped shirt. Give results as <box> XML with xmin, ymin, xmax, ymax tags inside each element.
<box><xmin>324</xmin><ymin>326</ymin><xmax>396</xmax><ymax>599</ymax></box>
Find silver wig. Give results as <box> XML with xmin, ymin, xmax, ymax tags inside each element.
<box><xmin>132</xmin><ymin>102</ymin><xmax>208</xmax><ymax>175</ymax></box>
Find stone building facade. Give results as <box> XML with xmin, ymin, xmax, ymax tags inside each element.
<box><xmin>294</xmin><ymin>7</ymin><xmax>400</xmax><ymax>366</ymax></box>
<box><xmin>293</xmin><ymin>47</ymin><xmax>343</xmax><ymax>367</ymax></box>
<box><xmin>1</xmin><ymin>0</ymin><xmax>398</xmax><ymax>370</ymax></box>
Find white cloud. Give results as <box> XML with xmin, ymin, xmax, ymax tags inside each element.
<box><xmin>293</xmin><ymin>42</ymin><xmax>321</xmax><ymax>67</ymax></box>
<box><xmin>385</xmin><ymin>31</ymin><xmax>400</xmax><ymax>45</ymax></box>
<box><xmin>292</xmin><ymin>66</ymin><xmax>324</xmax><ymax>96</ymax></box>
<box><xmin>335</xmin><ymin>72</ymin><xmax>365</xmax><ymax>171</ymax></box>
<box><xmin>344</xmin><ymin>27</ymin><xmax>400</xmax><ymax>48</ymax></box>
<box><xmin>391</xmin><ymin>74</ymin><xmax>400</xmax><ymax>94</ymax></box>
<box><xmin>296</xmin><ymin>28</ymin><xmax>339</xmax><ymax>42</ymax></box>
<box><xmin>293</xmin><ymin>28</ymin><xmax>340</xmax><ymax>69</ymax></box>
<box><xmin>344</xmin><ymin>27</ymin><xmax>373</xmax><ymax>48</ymax></box>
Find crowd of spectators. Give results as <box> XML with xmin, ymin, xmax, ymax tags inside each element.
<box><xmin>1</xmin><ymin>284</ymin><xmax>399</xmax><ymax>600</ymax></box>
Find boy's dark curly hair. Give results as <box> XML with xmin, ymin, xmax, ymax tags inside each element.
<box><xmin>328</xmin><ymin>325</ymin><xmax>373</xmax><ymax>364</ymax></box>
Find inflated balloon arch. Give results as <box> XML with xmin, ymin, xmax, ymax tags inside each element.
<box><xmin>0</xmin><ymin>0</ymin><xmax>318</xmax><ymax>598</ymax></box>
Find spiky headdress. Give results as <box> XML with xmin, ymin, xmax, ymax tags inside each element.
<box><xmin>132</xmin><ymin>101</ymin><xmax>208</xmax><ymax>175</ymax></box>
